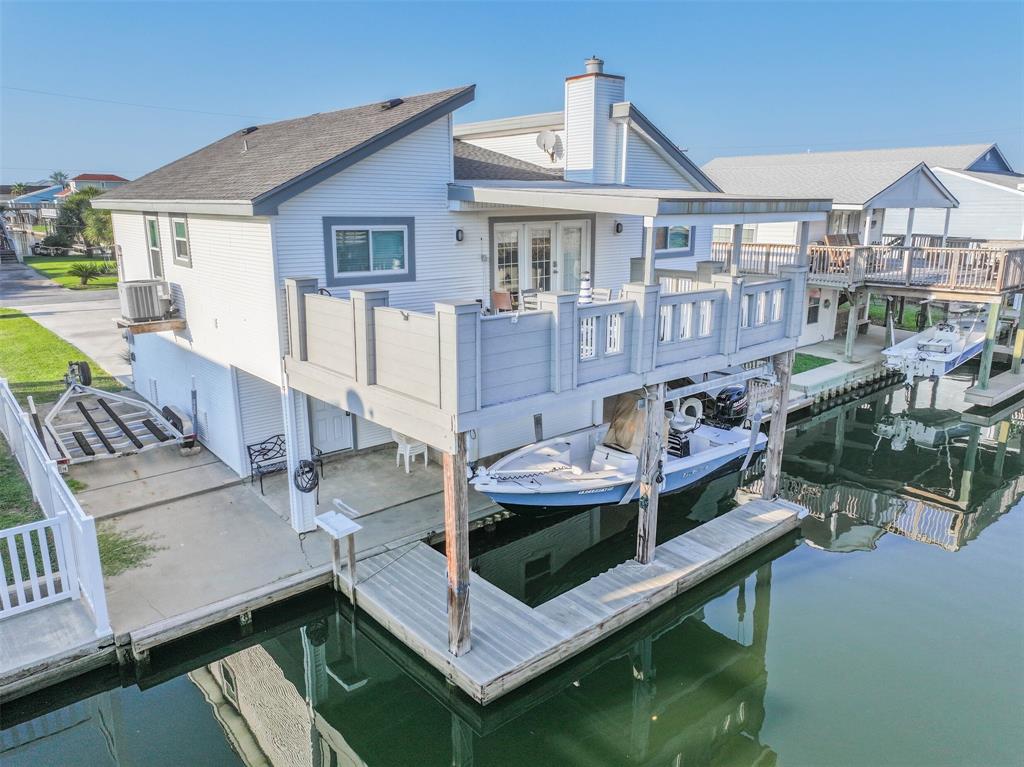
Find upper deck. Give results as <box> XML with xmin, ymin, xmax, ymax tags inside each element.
<box><xmin>710</xmin><ymin>241</ymin><xmax>1024</xmax><ymax>301</ymax></box>
<box><xmin>283</xmin><ymin>262</ymin><xmax>806</xmax><ymax>452</ymax></box>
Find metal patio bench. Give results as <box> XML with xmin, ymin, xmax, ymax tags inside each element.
<box><xmin>246</xmin><ymin>433</ymin><xmax>324</xmax><ymax>494</ymax></box>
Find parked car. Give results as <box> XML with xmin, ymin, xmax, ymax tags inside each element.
<box><xmin>31</xmin><ymin>243</ymin><xmax>68</xmax><ymax>256</ymax></box>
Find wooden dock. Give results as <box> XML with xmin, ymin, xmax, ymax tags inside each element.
<box><xmin>964</xmin><ymin>369</ymin><xmax>1024</xmax><ymax>407</ymax></box>
<box><xmin>340</xmin><ymin>498</ymin><xmax>802</xmax><ymax>704</ymax></box>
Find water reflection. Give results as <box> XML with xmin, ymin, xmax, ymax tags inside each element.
<box><xmin>781</xmin><ymin>377</ymin><xmax>1023</xmax><ymax>552</ymax></box>
<box><xmin>4</xmin><ymin>376</ymin><xmax>1023</xmax><ymax>766</ymax></box>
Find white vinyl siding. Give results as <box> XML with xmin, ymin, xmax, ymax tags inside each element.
<box><xmin>884</xmin><ymin>169</ymin><xmax>1024</xmax><ymax>241</ymax></box>
<box><xmin>462</xmin><ymin>131</ymin><xmax>565</xmax><ymax>169</ymax></box>
<box><xmin>624</xmin><ymin>129</ymin><xmax>698</xmax><ymax>190</ymax></box>
<box><xmin>131</xmin><ymin>333</ymin><xmax>245</xmax><ymax>475</ymax></box>
<box><xmin>236</xmin><ymin>369</ymin><xmax>285</xmax><ymax>452</ymax></box>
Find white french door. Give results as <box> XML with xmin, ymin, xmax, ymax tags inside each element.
<box><xmin>492</xmin><ymin>220</ymin><xmax>590</xmax><ymax>295</ymax></box>
<box><xmin>309</xmin><ymin>397</ymin><xmax>352</xmax><ymax>455</ymax></box>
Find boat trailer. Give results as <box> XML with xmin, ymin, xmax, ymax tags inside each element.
<box><xmin>38</xmin><ymin>362</ymin><xmax>196</xmax><ymax>467</ymax></box>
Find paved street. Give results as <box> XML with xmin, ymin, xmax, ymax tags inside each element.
<box><xmin>0</xmin><ymin>261</ymin><xmax>131</xmax><ymax>381</ymax></box>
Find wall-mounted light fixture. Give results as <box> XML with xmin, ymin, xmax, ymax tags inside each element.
<box><xmin>614</xmin><ymin>221</ymin><xmax>623</xmax><ymax>234</ymax></box>
<box><xmin>455</xmin><ymin>228</ymin><xmax>464</xmax><ymax>242</ymax></box>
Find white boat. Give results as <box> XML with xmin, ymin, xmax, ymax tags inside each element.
<box><xmin>470</xmin><ymin>390</ymin><xmax>766</xmax><ymax>516</ymax></box>
<box><xmin>882</xmin><ymin>321</ymin><xmax>985</xmax><ymax>384</ymax></box>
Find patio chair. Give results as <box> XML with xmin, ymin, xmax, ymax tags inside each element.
<box><xmin>392</xmin><ymin>430</ymin><xmax>428</xmax><ymax>473</ymax></box>
<box><xmin>490</xmin><ymin>290</ymin><xmax>514</xmax><ymax>313</ymax></box>
<box><xmin>520</xmin><ymin>289</ymin><xmax>539</xmax><ymax>311</ymax></box>
<box><xmin>591</xmin><ymin>287</ymin><xmax>618</xmax><ymax>302</ymax></box>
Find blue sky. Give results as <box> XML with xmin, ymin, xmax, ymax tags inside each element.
<box><xmin>2</xmin><ymin>1</ymin><xmax>1022</xmax><ymax>184</ymax></box>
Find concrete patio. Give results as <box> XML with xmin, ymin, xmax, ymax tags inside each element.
<box><xmin>792</xmin><ymin>324</ymin><xmax>913</xmax><ymax>399</ymax></box>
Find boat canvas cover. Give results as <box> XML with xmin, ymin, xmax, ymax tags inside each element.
<box><xmin>602</xmin><ymin>391</ymin><xmax>670</xmax><ymax>457</ymax></box>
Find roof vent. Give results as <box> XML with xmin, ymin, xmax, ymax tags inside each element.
<box><xmin>240</xmin><ymin>126</ymin><xmax>258</xmax><ymax>135</ymax></box>
<box><xmin>380</xmin><ymin>98</ymin><xmax>404</xmax><ymax>110</ymax></box>
<box><xmin>584</xmin><ymin>56</ymin><xmax>604</xmax><ymax>74</ymax></box>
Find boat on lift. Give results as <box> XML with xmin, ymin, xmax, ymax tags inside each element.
<box><xmin>470</xmin><ymin>387</ymin><xmax>766</xmax><ymax>516</ymax></box>
<box><xmin>882</xmin><ymin>319</ymin><xmax>985</xmax><ymax>384</ymax></box>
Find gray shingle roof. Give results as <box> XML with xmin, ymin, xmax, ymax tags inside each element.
<box><xmin>956</xmin><ymin>169</ymin><xmax>1024</xmax><ymax>191</ymax></box>
<box><xmin>99</xmin><ymin>85</ymin><xmax>475</xmax><ymax>204</ymax></box>
<box><xmin>453</xmin><ymin>140</ymin><xmax>562</xmax><ymax>181</ymax></box>
<box><xmin>703</xmin><ymin>144</ymin><xmax>997</xmax><ymax>205</ymax></box>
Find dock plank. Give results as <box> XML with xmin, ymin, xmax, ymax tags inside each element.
<box><xmin>352</xmin><ymin>497</ymin><xmax>802</xmax><ymax>705</ymax></box>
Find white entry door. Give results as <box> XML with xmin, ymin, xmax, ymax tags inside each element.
<box><xmin>309</xmin><ymin>398</ymin><xmax>352</xmax><ymax>454</ymax></box>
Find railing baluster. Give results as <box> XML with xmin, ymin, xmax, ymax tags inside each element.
<box><xmin>20</xmin><ymin>529</ymin><xmax>42</xmax><ymax>603</ymax></box>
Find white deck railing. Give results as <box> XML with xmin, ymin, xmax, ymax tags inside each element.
<box><xmin>0</xmin><ymin>379</ymin><xmax>109</xmax><ymax>632</ymax></box>
<box><xmin>287</xmin><ymin>265</ymin><xmax>804</xmax><ymax>424</ymax></box>
<box><xmin>711</xmin><ymin>241</ymin><xmax>1024</xmax><ymax>294</ymax></box>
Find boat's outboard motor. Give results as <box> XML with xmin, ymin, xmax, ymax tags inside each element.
<box><xmin>709</xmin><ymin>385</ymin><xmax>748</xmax><ymax>427</ymax></box>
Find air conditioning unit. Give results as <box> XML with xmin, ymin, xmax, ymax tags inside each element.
<box><xmin>119</xmin><ymin>279</ymin><xmax>171</xmax><ymax>322</ymax></box>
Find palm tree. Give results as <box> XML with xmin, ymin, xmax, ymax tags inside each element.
<box><xmin>10</xmin><ymin>182</ymin><xmax>28</xmax><ymax>197</ymax></box>
<box><xmin>49</xmin><ymin>170</ymin><xmax>68</xmax><ymax>186</ymax></box>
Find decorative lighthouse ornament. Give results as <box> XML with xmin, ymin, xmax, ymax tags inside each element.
<box><xmin>578</xmin><ymin>271</ymin><xmax>593</xmax><ymax>304</ymax></box>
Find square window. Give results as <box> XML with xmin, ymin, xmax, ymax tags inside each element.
<box><xmin>332</xmin><ymin>226</ymin><xmax>407</xmax><ymax>277</ymax></box>
<box><xmin>807</xmin><ymin>292</ymin><xmax>821</xmax><ymax>325</ymax></box>
<box><xmin>655</xmin><ymin>225</ymin><xmax>691</xmax><ymax>252</ymax></box>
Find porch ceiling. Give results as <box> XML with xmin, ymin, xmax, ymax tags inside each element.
<box><xmin>448</xmin><ymin>181</ymin><xmax>831</xmax><ymax>224</ymax></box>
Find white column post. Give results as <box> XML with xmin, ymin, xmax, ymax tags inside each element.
<box><xmin>642</xmin><ymin>217</ymin><xmax>657</xmax><ymax>285</ymax></box>
<box><xmin>941</xmin><ymin>208</ymin><xmax>951</xmax><ymax>247</ymax></box>
<box><xmin>904</xmin><ymin>208</ymin><xmax>916</xmax><ymax>246</ymax></box>
<box><xmin>861</xmin><ymin>208</ymin><xmax>873</xmax><ymax>245</ymax></box>
<box><xmin>282</xmin><ymin>384</ymin><xmax>316</xmax><ymax>533</ymax></box>
<box><xmin>796</xmin><ymin>221</ymin><xmax>810</xmax><ymax>267</ymax></box>
<box><xmin>730</xmin><ymin>223</ymin><xmax>744</xmax><ymax>273</ymax></box>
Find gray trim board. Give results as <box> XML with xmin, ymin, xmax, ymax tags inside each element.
<box><xmin>323</xmin><ymin>216</ymin><xmax>416</xmax><ymax>287</ymax></box>
<box><xmin>252</xmin><ymin>86</ymin><xmax>475</xmax><ymax>215</ymax></box>
<box><xmin>487</xmin><ymin>214</ymin><xmax>598</xmax><ymax>294</ymax></box>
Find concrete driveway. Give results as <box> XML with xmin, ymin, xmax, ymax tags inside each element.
<box><xmin>0</xmin><ymin>262</ymin><xmax>130</xmax><ymax>381</ymax></box>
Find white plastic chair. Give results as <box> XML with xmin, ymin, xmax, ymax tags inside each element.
<box><xmin>392</xmin><ymin>430</ymin><xmax>428</xmax><ymax>473</ymax></box>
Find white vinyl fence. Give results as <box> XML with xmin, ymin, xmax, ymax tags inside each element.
<box><xmin>0</xmin><ymin>378</ymin><xmax>110</xmax><ymax>633</ymax></box>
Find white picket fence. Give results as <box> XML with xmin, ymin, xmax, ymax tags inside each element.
<box><xmin>0</xmin><ymin>378</ymin><xmax>110</xmax><ymax>633</ymax></box>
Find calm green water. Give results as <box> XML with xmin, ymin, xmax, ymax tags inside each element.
<box><xmin>4</xmin><ymin>374</ymin><xmax>1023</xmax><ymax>767</ymax></box>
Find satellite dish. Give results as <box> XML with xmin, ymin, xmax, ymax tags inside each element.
<box><xmin>536</xmin><ymin>130</ymin><xmax>558</xmax><ymax>163</ymax></box>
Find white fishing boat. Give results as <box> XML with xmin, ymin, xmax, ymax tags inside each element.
<box><xmin>882</xmin><ymin>320</ymin><xmax>985</xmax><ymax>384</ymax></box>
<box><xmin>471</xmin><ymin>389</ymin><xmax>766</xmax><ymax>516</ymax></box>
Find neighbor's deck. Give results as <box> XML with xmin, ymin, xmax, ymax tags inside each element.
<box><xmin>340</xmin><ymin>498</ymin><xmax>801</xmax><ymax>704</ymax></box>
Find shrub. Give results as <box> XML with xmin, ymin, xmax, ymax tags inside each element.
<box><xmin>68</xmin><ymin>262</ymin><xmax>106</xmax><ymax>285</ymax></box>
<box><xmin>41</xmin><ymin>232</ymin><xmax>71</xmax><ymax>248</ymax></box>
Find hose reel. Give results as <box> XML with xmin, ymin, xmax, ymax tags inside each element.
<box><xmin>293</xmin><ymin>459</ymin><xmax>320</xmax><ymax>495</ymax></box>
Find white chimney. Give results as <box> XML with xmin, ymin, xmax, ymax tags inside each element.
<box><xmin>564</xmin><ymin>56</ymin><xmax>625</xmax><ymax>184</ymax></box>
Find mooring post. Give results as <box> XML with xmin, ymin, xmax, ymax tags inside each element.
<box><xmin>762</xmin><ymin>350</ymin><xmax>795</xmax><ymax>500</ymax></box>
<box><xmin>636</xmin><ymin>383</ymin><xmax>665</xmax><ymax>564</ymax></box>
<box><xmin>444</xmin><ymin>432</ymin><xmax>471</xmax><ymax>656</ymax></box>
<box><xmin>977</xmin><ymin>302</ymin><xmax>1001</xmax><ymax>390</ymax></box>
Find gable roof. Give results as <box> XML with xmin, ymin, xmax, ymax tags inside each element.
<box><xmin>97</xmin><ymin>85</ymin><xmax>475</xmax><ymax>213</ymax></box>
<box><xmin>73</xmin><ymin>173</ymin><xmax>127</xmax><ymax>182</ymax></box>
<box><xmin>453</xmin><ymin>140</ymin><xmax>562</xmax><ymax>181</ymax></box>
<box><xmin>956</xmin><ymin>169</ymin><xmax>1024</xmax><ymax>191</ymax></box>
<box><xmin>703</xmin><ymin>149</ymin><xmax>961</xmax><ymax>207</ymax></box>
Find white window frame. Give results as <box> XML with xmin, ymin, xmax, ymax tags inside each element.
<box><xmin>771</xmin><ymin>288</ymin><xmax>784</xmax><ymax>322</ymax></box>
<box><xmin>605</xmin><ymin>312</ymin><xmax>624</xmax><ymax>355</ymax></box>
<box><xmin>144</xmin><ymin>215</ymin><xmax>163</xmax><ymax>278</ymax></box>
<box><xmin>170</xmin><ymin>215</ymin><xmax>191</xmax><ymax>267</ymax></box>
<box><xmin>755</xmin><ymin>291</ymin><xmax>768</xmax><ymax>326</ymax></box>
<box><xmin>331</xmin><ymin>225</ymin><xmax>409</xmax><ymax>279</ymax></box>
<box><xmin>654</xmin><ymin>225</ymin><xmax>692</xmax><ymax>254</ymax></box>
<box><xmin>679</xmin><ymin>302</ymin><xmax>694</xmax><ymax>339</ymax></box>
<box><xmin>698</xmin><ymin>300</ymin><xmax>713</xmax><ymax>337</ymax></box>
<box><xmin>807</xmin><ymin>293</ymin><xmax>821</xmax><ymax>325</ymax></box>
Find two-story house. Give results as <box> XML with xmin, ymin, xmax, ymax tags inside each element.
<box><xmin>94</xmin><ymin>58</ymin><xmax>827</xmax><ymax>538</ymax></box>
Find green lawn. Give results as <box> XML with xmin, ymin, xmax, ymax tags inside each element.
<box><xmin>31</xmin><ymin>225</ymin><xmax>47</xmax><ymax>234</ymax></box>
<box><xmin>24</xmin><ymin>255</ymin><xmax>117</xmax><ymax>290</ymax></box>
<box><xmin>794</xmin><ymin>352</ymin><xmax>836</xmax><ymax>375</ymax></box>
<box><xmin>868</xmin><ymin>297</ymin><xmax>922</xmax><ymax>331</ymax></box>
<box><xmin>0</xmin><ymin>437</ymin><xmax>40</xmax><ymax>530</ymax></box>
<box><xmin>0</xmin><ymin>307</ymin><xmax>121</xmax><ymax>405</ymax></box>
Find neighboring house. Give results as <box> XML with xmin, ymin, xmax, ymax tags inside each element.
<box><xmin>876</xmin><ymin>144</ymin><xmax>1024</xmax><ymax>241</ymax></box>
<box><xmin>55</xmin><ymin>173</ymin><xmax>130</xmax><ymax>203</ymax></box>
<box><xmin>0</xmin><ymin>184</ymin><xmax>46</xmax><ymax>204</ymax></box>
<box><xmin>6</xmin><ymin>184</ymin><xmax>65</xmax><ymax>230</ymax></box>
<box><xmin>703</xmin><ymin>148</ymin><xmax>961</xmax><ymax>347</ymax></box>
<box><xmin>93</xmin><ymin>57</ymin><xmax>826</xmax><ymax>532</ymax></box>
